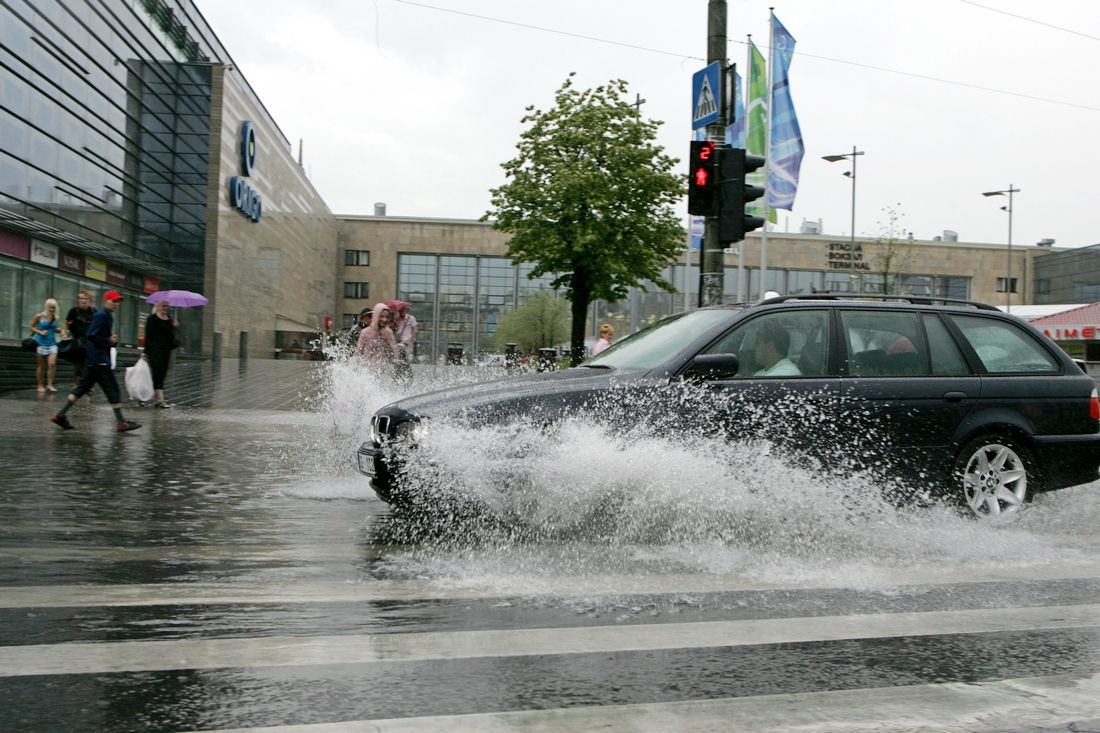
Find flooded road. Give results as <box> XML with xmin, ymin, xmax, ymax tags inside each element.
<box><xmin>1</xmin><ymin>358</ymin><xmax>1099</xmax><ymax>732</ymax></box>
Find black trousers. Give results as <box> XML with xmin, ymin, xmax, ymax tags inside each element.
<box><xmin>73</xmin><ymin>363</ymin><xmax>121</xmax><ymax>404</ymax></box>
<box><xmin>147</xmin><ymin>351</ymin><xmax>171</xmax><ymax>390</ymax></box>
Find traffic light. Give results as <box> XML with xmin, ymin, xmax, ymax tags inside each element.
<box><xmin>718</xmin><ymin>147</ymin><xmax>766</xmax><ymax>243</ymax></box>
<box><xmin>687</xmin><ymin>140</ymin><xmax>718</xmax><ymax>215</ymax></box>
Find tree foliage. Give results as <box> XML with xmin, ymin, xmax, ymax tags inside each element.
<box><xmin>492</xmin><ymin>292</ymin><xmax>571</xmax><ymax>354</ymax></box>
<box><xmin>483</xmin><ymin>74</ymin><xmax>685</xmax><ymax>364</ymax></box>
<box><xmin>870</xmin><ymin>203</ymin><xmax>914</xmax><ymax>294</ymax></box>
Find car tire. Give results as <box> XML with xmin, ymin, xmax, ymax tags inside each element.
<box><xmin>950</xmin><ymin>433</ymin><xmax>1034</xmax><ymax>518</ymax></box>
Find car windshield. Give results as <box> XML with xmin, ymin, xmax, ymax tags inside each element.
<box><xmin>583</xmin><ymin>309</ymin><xmax>736</xmax><ymax>370</ymax></box>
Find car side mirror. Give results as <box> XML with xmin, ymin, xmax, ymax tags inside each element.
<box><xmin>688</xmin><ymin>353</ymin><xmax>740</xmax><ymax>381</ymax></box>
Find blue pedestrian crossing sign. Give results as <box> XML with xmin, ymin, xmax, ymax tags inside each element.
<box><xmin>691</xmin><ymin>62</ymin><xmax>721</xmax><ymax>129</ymax></box>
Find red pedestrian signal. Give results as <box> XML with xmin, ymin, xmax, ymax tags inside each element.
<box><xmin>688</xmin><ymin>140</ymin><xmax>718</xmax><ymax>215</ymax></box>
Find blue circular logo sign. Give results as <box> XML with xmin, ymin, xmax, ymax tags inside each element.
<box><xmin>241</xmin><ymin>121</ymin><xmax>256</xmax><ymax>176</ymax></box>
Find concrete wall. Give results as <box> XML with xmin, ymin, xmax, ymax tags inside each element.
<box><xmin>338</xmin><ymin>216</ymin><xmax>1054</xmax><ymax>311</ymax></box>
<box><xmin>205</xmin><ymin>67</ymin><xmax>340</xmax><ymax>358</ymax></box>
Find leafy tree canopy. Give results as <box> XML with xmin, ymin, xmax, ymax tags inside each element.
<box><xmin>492</xmin><ymin>292</ymin><xmax>570</xmax><ymax>354</ymax></box>
<box><xmin>483</xmin><ymin>74</ymin><xmax>685</xmax><ymax>363</ymax></box>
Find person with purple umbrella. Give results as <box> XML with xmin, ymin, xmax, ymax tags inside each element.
<box><xmin>142</xmin><ymin>298</ymin><xmax>179</xmax><ymax>408</ymax></box>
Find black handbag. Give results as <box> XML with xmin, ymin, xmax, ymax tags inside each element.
<box><xmin>21</xmin><ymin>338</ymin><xmax>37</xmax><ymax>352</ymax></box>
<box><xmin>57</xmin><ymin>338</ymin><xmax>85</xmax><ymax>364</ymax></box>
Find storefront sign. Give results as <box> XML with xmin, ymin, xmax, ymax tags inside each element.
<box><xmin>143</xmin><ymin>275</ymin><xmax>160</xmax><ymax>294</ymax></box>
<box><xmin>1041</xmin><ymin>326</ymin><xmax>1097</xmax><ymax>341</ymax></box>
<box><xmin>30</xmin><ymin>240</ymin><xmax>59</xmax><ymax>268</ymax></box>
<box><xmin>106</xmin><ymin>265</ymin><xmax>127</xmax><ymax>286</ymax></box>
<box><xmin>229</xmin><ymin>175</ymin><xmax>263</xmax><ymax>221</ymax></box>
<box><xmin>85</xmin><ymin>256</ymin><xmax>107</xmax><ymax>282</ymax></box>
<box><xmin>59</xmin><ymin>249</ymin><xmax>84</xmax><ymax>275</ymax></box>
<box><xmin>228</xmin><ymin>120</ymin><xmax>263</xmax><ymax>222</ymax></box>
<box><xmin>826</xmin><ymin>241</ymin><xmax>870</xmax><ymax>271</ymax></box>
<box><xmin>0</xmin><ymin>229</ymin><xmax>30</xmax><ymax>259</ymax></box>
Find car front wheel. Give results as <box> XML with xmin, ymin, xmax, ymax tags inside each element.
<box><xmin>952</xmin><ymin>434</ymin><xmax>1033</xmax><ymax>518</ymax></box>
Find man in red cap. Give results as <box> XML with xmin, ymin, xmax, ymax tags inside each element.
<box><xmin>51</xmin><ymin>290</ymin><xmax>140</xmax><ymax>432</ymax></box>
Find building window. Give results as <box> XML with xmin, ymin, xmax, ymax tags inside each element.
<box><xmin>344</xmin><ymin>281</ymin><xmax>369</xmax><ymax>299</ymax></box>
<box><xmin>996</xmin><ymin>277</ymin><xmax>1018</xmax><ymax>293</ymax></box>
<box><xmin>1035</xmin><ymin>279</ymin><xmax>1050</xmax><ymax>295</ymax></box>
<box><xmin>344</xmin><ymin>250</ymin><xmax>371</xmax><ymax>266</ymax></box>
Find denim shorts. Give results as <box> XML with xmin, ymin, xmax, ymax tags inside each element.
<box><xmin>36</xmin><ymin>345</ymin><xmax>58</xmax><ymax>356</ymax></box>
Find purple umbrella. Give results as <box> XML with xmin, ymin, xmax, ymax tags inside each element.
<box><xmin>145</xmin><ymin>290</ymin><xmax>208</xmax><ymax>308</ymax></box>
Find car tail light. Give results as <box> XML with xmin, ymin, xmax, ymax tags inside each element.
<box><xmin>1091</xmin><ymin>389</ymin><xmax>1099</xmax><ymax>421</ymax></box>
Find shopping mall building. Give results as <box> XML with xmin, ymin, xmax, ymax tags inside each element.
<box><xmin>4</xmin><ymin>1</ymin><xmax>1100</xmax><ymax>364</ymax></box>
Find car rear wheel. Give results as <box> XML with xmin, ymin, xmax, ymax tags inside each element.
<box><xmin>952</xmin><ymin>434</ymin><xmax>1032</xmax><ymax>518</ymax></box>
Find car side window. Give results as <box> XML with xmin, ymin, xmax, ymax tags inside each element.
<box><xmin>840</xmin><ymin>310</ymin><xmax>926</xmax><ymax>377</ymax></box>
<box><xmin>703</xmin><ymin>310</ymin><xmax>827</xmax><ymax>378</ymax></box>
<box><xmin>921</xmin><ymin>314</ymin><xmax>971</xmax><ymax>376</ymax></box>
<box><xmin>948</xmin><ymin>315</ymin><xmax>1059</xmax><ymax>374</ymax></box>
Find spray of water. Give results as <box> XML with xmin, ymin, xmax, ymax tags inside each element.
<box><xmin>298</xmin><ymin>354</ymin><xmax>1100</xmax><ymax>589</ymax></box>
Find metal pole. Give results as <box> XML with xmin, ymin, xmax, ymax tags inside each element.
<box><xmin>849</xmin><ymin>145</ymin><xmax>857</xmax><ymax>254</ymax></box>
<box><xmin>982</xmin><ymin>185</ymin><xmax>1020</xmax><ymax>312</ymax></box>
<box><xmin>1007</xmin><ymin>185</ymin><xmax>1014</xmax><ymax>312</ymax></box>
<box><xmin>699</xmin><ymin>0</ymin><xmax>727</xmax><ymax>307</ymax></box>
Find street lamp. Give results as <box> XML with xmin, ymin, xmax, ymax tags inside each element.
<box><xmin>982</xmin><ymin>185</ymin><xmax>1020</xmax><ymax>312</ymax></box>
<box><xmin>823</xmin><ymin>146</ymin><xmax>865</xmax><ymax>287</ymax></box>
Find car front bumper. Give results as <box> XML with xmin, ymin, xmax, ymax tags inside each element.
<box><xmin>355</xmin><ymin>442</ymin><xmax>396</xmax><ymax>502</ymax></box>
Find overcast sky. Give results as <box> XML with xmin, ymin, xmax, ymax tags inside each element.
<box><xmin>195</xmin><ymin>0</ymin><xmax>1099</xmax><ymax>249</ymax></box>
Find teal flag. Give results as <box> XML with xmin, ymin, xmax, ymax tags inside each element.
<box><xmin>768</xmin><ymin>14</ymin><xmax>804</xmax><ymax>211</ymax></box>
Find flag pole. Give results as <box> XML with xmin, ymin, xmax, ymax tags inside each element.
<box><xmin>738</xmin><ymin>35</ymin><xmax>752</xmax><ymax>303</ymax></box>
<box><xmin>760</xmin><ymin>7</ymin><xmax>775</xmax><ymax>300</ymax></box>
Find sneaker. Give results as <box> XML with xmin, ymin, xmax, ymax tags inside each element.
<box><xmin>51</xmin><ymin>413</ymin><xmax>75</xmax><ymax>430</ymax></box>
<box><xmin>116</xmin><ymin>420</ymin><xmax>142</xmax><ymax>433</ymax></box>
<box><xmin>154</xmin><ymin>401</ymin><xmax>173</xmax><ymax>409</ymax></box>
<box><xmin>46</xmin><ymin>386</ymin><xmax>58</xmax><ymax>393</ymax></box>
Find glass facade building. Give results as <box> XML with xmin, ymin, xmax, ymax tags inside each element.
<box><xmin>395</xmin><ymin>251</ymin><xmax>972</xmax><ymax>362</ymax></box>
<box><xmin>1</xmin><ymin>0</ymin><xmax>226</xmax><ymax>345</ymax></box>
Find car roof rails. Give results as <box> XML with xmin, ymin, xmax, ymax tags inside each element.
<box><xmin>757</xmin><ymin>293</ymin><xmax>1000</xmax><ymax>311</ymax></box>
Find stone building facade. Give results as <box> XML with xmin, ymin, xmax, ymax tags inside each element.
<box><xmin>337</xmin><ymin>213</ymin><xmax>1056</xmax><ymax>363</ymax></box>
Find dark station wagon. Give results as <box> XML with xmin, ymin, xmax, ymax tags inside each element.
<box><xmin>357</xmin><ymin>295</ymin><xmax>1100</xmax><ymax>519</ymax></box>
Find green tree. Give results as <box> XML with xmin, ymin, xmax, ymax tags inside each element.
<box><xmin>483</xmin><ymin>74</ymin><xmax>685</xmax><ymax>365</ymax></box>
<box><xmin>492</xmin><ymin>291</ymin><xmax>571</xmax><ymax>355</ymax></box>
<box><xmin>869</xmin><ymin>203</ymin><xmax>914</xmax><ymax>294</ymax></box>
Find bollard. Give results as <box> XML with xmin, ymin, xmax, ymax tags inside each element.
<box><xmin>239</xmin><ymin>331</ymin><xmax>248</xmax><ymax>361</ymax></box>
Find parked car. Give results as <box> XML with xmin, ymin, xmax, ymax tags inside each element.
<box><xmin>357</xmin><ymin>295</ymin><xmax>1100</xmax><ymax>519</ymax></box>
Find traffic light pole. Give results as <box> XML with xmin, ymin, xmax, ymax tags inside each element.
<box><xmin>699</xmin><ymin>0</ymin><xmax>727</xmax><ymax>308</ymax></box>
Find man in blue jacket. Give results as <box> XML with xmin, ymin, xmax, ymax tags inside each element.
<box><xmin>51</xmin><ymin>290</ymin><xmax>140</xmax><ymax>432</ymax></box>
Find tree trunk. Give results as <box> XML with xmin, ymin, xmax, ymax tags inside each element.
<box><xmin>569</xmin><ymin>271</ymin><xmax>591</xmax><ymax>366</ymax></box>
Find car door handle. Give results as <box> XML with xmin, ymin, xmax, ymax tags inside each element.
<box><xmin>943</xmin><ymin>391</ymin><xmax>968</xmax><ymax>402</ymax></box>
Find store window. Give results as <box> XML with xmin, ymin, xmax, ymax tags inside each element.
<box><xmin>22</xmin><ymin>269</ymin><xmax>53</xmax><ymax>329</ymax></box>
<box><xmin>0</xmin><ymin>261</ymin><xmax>21</xmax><ymax>340</ymax></box>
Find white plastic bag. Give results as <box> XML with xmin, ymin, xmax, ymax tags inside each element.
<box><xmin>125</xmin><ymin>358</ymin><xmax>155</xmax><ymax>402</ymax></box>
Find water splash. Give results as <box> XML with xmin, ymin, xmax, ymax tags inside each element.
<box><xmin>299</xmin><ymin>356</ymin><xmax>1100</xmax><ymax>589</ymax></box>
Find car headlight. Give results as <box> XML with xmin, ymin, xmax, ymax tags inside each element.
<box><xmin>395</xmin><ymin>419</ymin><xmax>428</xmax><ymax>442</ymax></box>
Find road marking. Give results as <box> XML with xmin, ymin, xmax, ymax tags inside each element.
<box><xmin>181</xmin><ymin>671</ymin><xmax>1100</xmax><ymax>733</ymax></box>
<box><xmin>6</xmin><ymin>562</ymin><xmax>1100</xmax><ymax>608</ymax></box>
<box><xmin>3</xmin><ymin>603</ymin><xmax>1098</xmax><ymax>677</ymax></box>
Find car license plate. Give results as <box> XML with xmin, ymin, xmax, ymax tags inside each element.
<box><xmin>357</xmin><ymin>451</ymin><xmax>376</xmax><ymax>477</ymax></box>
